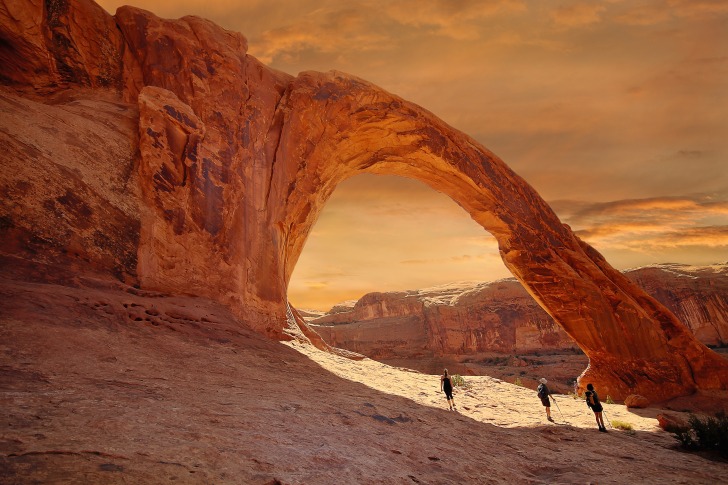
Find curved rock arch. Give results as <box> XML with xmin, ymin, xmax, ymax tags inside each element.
<box><xmin>268</xmin><ymin>71</ymin><xmax>728</xmax><ymax>401</ymax></box>
<box><xmin>13</xmin><ymin>2</ymin><xmax>720</xmax><ymax>403</ymax></box>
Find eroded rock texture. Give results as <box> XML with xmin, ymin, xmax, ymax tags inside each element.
<box><xmin>1</xmin><ymin>0</ymin><xmax>727</xmax><ymax>401</ymax></box>
<box><xmin>626</xmin><ymin>263</ymin><xmax>728</xmax><ymax>346</ymax></box>
<box><xmin>0</xmin><ymin>87</ymin><xmax>141</xmax><ymax>284</ymax></box>
<box><xmin>313</xmin><ymin>281</ymin><xmax>575</xmax><ymax>358</ymax></box>
<box><xmin>312</xmin><ymin>263</ymin><xmax>728</xmax><ymax>360</ymax></box>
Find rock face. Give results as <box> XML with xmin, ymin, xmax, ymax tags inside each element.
<box><xmin>312</xmin><ymin>264</ymin><xmax>728</xmax><ymax>359</ymax></box>
<box><xmin>313</xmin><ymin>281</ymin><xmax>576</xmax><ymax>358</ymax></box>
<box><xmin>0</xmin><ymin>86</ymin><xmax>141</xmax><ymax>285</ymax></box>
<box><xmin>2</xmin><ymin>0</ymin><xmax>728</xmax><ymax>401</ymax></box>
<box><xmin>626</xmin><ymin>263</ymin><xmax>728</xmax><ymax>346</ymax></box>
<box><xmin>0</xmin><ymin>0</ymin><xmax>141</xmax><ymax>97</ymax></box>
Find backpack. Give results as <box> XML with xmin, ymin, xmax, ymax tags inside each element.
<box><xmin>585</xmin><ymin>390</ymin><xmax>597</xmax><ymax>408</ymax></box>
<box><xmin>537</xmin><ymin>384</ymin><xmax>547</xmax><ymax>399</ymax></box>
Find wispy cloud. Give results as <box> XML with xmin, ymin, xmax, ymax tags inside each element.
<box><xmin>303</xmin><ymin>281</ymin><xmax>329</xmax><ymax>290</ymax></box>
<box><xmin>560</xmin><ymin>195</ymin><xmax>728</xmax><ymax>251</ymax></box>
<box><xmin>653</xmin><ymin>226</ymin><xmax>728</xmax><ymax>248</ymax></box>
<box><xmin>252</xmin><ymin>0</ymin><xmax>528</xmax><ymax>63</ymax></box>
<box><xmin>565</xmin><ymin>196</ymin><xmax>728</xmax><ymax>222</ymax></box>
<box><xmin>550</xmin><ymin>3</ymin><xmax>606</xmax><ymax>27</ymax></box>
<box><xmin>384</xmin><ymin>0</ymin><xmax>527</xmax><ymax>40</ymax></box>
<box><xmin>400</xmin><ymin>254</ymin><xmax>492</xmax><ymax>265</ymax></box>
<box><xmin>667</xmin><ymin>0</ymin><xmax>728</xmax><ymax>17</ymax></box>
<box><xmin>255</xmin><ymin>6</ymin><xmax>391</xmax><ymax>64</ymax></box>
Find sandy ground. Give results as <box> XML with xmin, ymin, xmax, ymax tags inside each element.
<box><xmin>289</xmin><ymin>342</ymin><xmax>664</xmax><ymax>433</ymax></box>
<box><xmin>377</xmin><ymin>352</ymin><xmax>590</xmax><ymax>396</ymax></box>
<box><xmin>2</xmin><ymin>276</ymin><xmax>727</xmax><ymax>484</ymax></box>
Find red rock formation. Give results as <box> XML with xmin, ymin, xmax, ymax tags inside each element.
<box><xmin>0</xmin><ymin>0</ymin><xmax>141</xmax><ymax>97</ymax></box>
<box><xmin>313</xmin><ymin>281</ymin><xmax>576</xmax><ymax>357</ymax></box>
<box><xmin>626</xmin><ymin>263</ymin><xmax>728</xmax><ymax>346</ymax></box>
<box><xmin>0</xmin><ymin>86</ymin><xmax>141</xmax><ymax>284</ymax></box>
<box><xmin>312</xmin><ymin>264</ymin><xmax>728</xmax><ymax>360</ymax></box>
<box><xmin>1</xmin><ymin>0</ymin><xmax>727</xmax><ymax>401</ymax></box>
<box><xmin>657</xmin><ymin>413</ymin><xmax>688</xmax><ymax>432</ymax></box>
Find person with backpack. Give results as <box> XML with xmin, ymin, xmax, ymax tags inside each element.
<box><xmin>440</xmin><ymin>369</ymin><xmax>456</xmax><ymax>411</ymax></box>
<box><xmin>585</xmin><ymin>383</ymin><xmax>607</xmax><ymax>432</ymax></box>
<box><xmin>537</xmin><ymin>378</ymin><xmax>553</xmax><ymax>422</ymax></box>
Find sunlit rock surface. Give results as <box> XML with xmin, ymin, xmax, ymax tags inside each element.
<box><xmin>626</xmin><ymin>263</ymin><xmax>728</xmax><ymax>346</ymax></box>
<box><xmin>311</xmin><ymin>263</ymin><xmax>728</xmax><ymax>360</ymax></box>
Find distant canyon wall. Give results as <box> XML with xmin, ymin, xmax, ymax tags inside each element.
<box><xmin>312</xmin><ymin>263</ymin><xmax>728</xmax><ymax>359</ymax></box>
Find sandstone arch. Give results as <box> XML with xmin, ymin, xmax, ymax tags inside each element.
<box><xmin>266</xmin><ymin>71</ymin><xmax>728</xmax><ymax>402</ymax></box>
<box><xmin>3</xmin><ymin>1</ymin><xmax>727</xmax><ymax>403</ymax></box>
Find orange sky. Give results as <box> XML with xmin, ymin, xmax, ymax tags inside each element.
<box><xmin>99</xmin><ymin>1</ymin><xmax>728</xmax><ymax>310</ymax></box>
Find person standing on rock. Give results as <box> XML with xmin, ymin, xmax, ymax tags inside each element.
<box><xmin>537</xmin><ymin>378</ymin><xmax>553</xmax><ymax>422</ymax></box>
<box><xmin>585</xmin><ymin>383</ymin><xmax>607</xmax><ymax>432</ymax></box>
<box><xmin>440</xmin><ymin>369</ymin><xmax>456</xmax><ymax>411</ymax></box>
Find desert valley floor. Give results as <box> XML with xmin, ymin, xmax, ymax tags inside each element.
<box><xmin>1</xmin><ymin>275</ymin><xmax>727</xmax><ymax>484</ymax></box>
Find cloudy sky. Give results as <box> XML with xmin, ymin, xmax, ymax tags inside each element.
<box><xmin>100</xmin><ymin>0</ymin><xmax>728</xmax><ymax>310</ymax></box>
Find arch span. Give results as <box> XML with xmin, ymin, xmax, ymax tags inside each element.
<box><xmin>268</xmin><ymin>71</ymin><xmax>728</xmax><ymax>401</ymax></box>
<box><xmin>117</xmin><ymin>7</ymin><xmax>727</xmax><ymax>403</ymax></box>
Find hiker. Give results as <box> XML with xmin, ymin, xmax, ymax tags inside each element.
<box><xmin>440</xmin><ymin>369</ymin><xmax>456</xmax><ymax>411</ymax></box>
<box><xmin>537</xmin><ymin>378</ymin><xmax>553</xmax><ymax>422</ymax></box>
<box><xmin>585</xmin><ymin>383</ymin><xmax>607</xmax><ymax>432</ymax></box>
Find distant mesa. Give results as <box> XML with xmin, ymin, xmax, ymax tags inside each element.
<box><xmin>309</xmin><ymin>263</ymin><xmax>728</xmax><ymax>375</ymax></box>
<box><xmin>1</xmin><ymin>0</ymin><xmax>727</xmax><ymax>401</ymax></box>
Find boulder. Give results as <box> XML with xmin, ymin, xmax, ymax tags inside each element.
<box><xmin>657</xmin><ymin>413</ymin><xmax>689</xmax><ymax>432</ymax></box>
<box><xmin>624</xmin><ymin>394</ymin><xmax>650</xmax><ymax>409</ymax></box>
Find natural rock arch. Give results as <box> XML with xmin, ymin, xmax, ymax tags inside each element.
<box><xmin>3</xmin><ymin>1</ymin><xmax>726</xmax><ymax>403</ymax></box>
<box><xmin>266</xmin><ymin>71</ymin><xmax>728</xmax><ymax>401</ymax></box>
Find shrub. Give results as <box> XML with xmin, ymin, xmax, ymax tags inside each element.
<box><xmin>605</xmin><ymin>395</ymin><xmax>615</xmax><ymax>405</ymax></box>
<box><xmin>611</xmin><ymin>420</ymin><xmax>634</xmax><ymax>432</ymax></box>
<box><xmin>451</xmin><ymin>374</ymin><xmax>466</xmax><ymax>388</ymax></box>
<box><xmin>671</xmin><ymin>412</ymin><xmax>728</xmax><ymax>458</ymax></box>
<box><xmin>513</xmin><ymin>377</ymin><xmax>524</xmax><ymax>387</ymax></box>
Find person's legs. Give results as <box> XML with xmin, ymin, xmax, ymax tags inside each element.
<box><xmin>546</xmin><ymin>405</ymin><xmax>552</xmax><ymax>420</ymax></box>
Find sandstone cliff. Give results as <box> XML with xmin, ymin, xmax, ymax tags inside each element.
<box><xmin>312</xmin><ymin>281</ymin><xmax>576</xmax><ymax>358</ymax></box>
<box><xmin>626</xmin><ymin>263</ymin><xmax>728</xmax><ymax>346</ymax></box>
<box><xmin>312</xmin><ymin>263</ymin><xmax>728</xmax><ymax>360</ymax></box>
<box><xmin>2</xmin><ymin>0</ymin><xmax>728</xmax><ymax>401</ymax></box>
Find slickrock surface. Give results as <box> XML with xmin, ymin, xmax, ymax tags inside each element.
<box><xmin>0</xmin><ymin>87</ymin><xmax>141</xmax><ymax>284</ymax></box>
<box><xmin>2</xmin><ymin>276</ymin><xmax>728</xmax><ymax>485</ymax></box>
<box><xmin>2</xmin><ymin>0</ymin><xmax>727</xmax><ymax>402</ymax></box>
<box><xmin>311</xmin><ymin>263</ymin><xmax>728</xmax><ymax>362</ymax></box>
